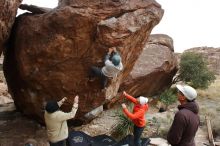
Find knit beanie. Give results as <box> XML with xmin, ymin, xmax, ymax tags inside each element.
<box><xmin>112</xmin><ymin>54</ymin><xmax>121</xmax><ymax>66</ymax></box>
<box><xmin>139</xmin><ymin>96</ymin><xmax>148</xmax><ymax>105</ymax></box>
<box><xmin>45</xmin><ymin>101</ymin><xmax>59</xmax><ymax>113</ymax></box>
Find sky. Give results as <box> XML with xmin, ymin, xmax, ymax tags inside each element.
<box><xmin>18</xmin><ymin>0</ymin><xmax>220</xmax><ymax>53</ymax></box>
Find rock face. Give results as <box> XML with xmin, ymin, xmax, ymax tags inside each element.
<box><xmin>4</xmin><ymin>0</ymin><xmax>164</xmax><ymax>123</ymax></box>
<box><xmin>120</xmin><ymin>34</ymin><xmax>178</xmax><ymax>97</ymax></box>
<box><xmin>185</xmin><ymin>47</ymin><xmax>220</xmax><ymax>75</ymax></box>
<box><xmin>0</xmin><ymin>0</ymin><xmax>22</xmax><ymax>55</ymax></box>
<box><xmin>0</xmin><ymin>82</ymin><xmax>13</xmax><ymax>105</ymax></box>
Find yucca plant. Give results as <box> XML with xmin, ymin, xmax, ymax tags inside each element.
<box><xmin>110</xmin><ymin>105</ymin><xmax>134</xmax><ymax>140</ymax></box>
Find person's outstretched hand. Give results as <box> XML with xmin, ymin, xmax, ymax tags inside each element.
<box><xmin>108</xmin><ymin>47</ymin><xmax>114</xmax><ymax>54</ymax></box>
<box><xmin>123</xmin><ymin>91</ymin><xmax>128</xmax><ymax>97</ymax></box>
<box><xmin>74</xmin><ymin>95</ymin><xmax>79</xmax><ymax>104</ymax></box>
<box><xmin>60</xmin><ymin>97</ymin><xmax>67</xmax><ymax>104</ymax></box>
<box><xmin>62</xmin><ymin>97</ymin><xmax>67</xmax><ymax>102</ymax></box>
<box><xmin>113</xmin><ymin>47</ymin><xmax>117</xmax><ymax>52</ymax></box>
<box><xmin>121</xmin><ymin>103</ymin><xmax>127</xmax><ymax>109</ymax></box>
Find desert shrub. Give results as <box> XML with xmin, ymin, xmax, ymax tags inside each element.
<box><xmin>197</xmin><ymin>75</ymin><xmax>220</xmax><ymax>100</ymax></box>
<box><xmin>151</xmin><ymin>117</ymin><xmax>161</xmax><ymax>135</ymax></box>
<box><xmin>159</xmin><ymin>88</ymin><xmax>177</xmax><ymax>109</ymax></box>
<box><xmin>148</xmin><ymin>113</ymin><xmax>173</xmax><ymax>138</ymax></box>
<box><xmin>212</xmin><ymin>119</ymin><xmax>220</xmax><ymax>138</ymax></box>
<box><xmin>174</xmin><ymin>52</ymin><xmax>216</xmax><ymax>89</ymax></box>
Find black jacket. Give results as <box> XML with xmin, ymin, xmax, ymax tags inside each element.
<box><xmin>167</xmin><ymin>101</ymin><xmax>200</xmax><ymax>146</ymax></box>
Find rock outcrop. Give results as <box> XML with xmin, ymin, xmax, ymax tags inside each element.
<box><xmin>4</xmin><ymin>0</ymin><xmax>164</xmax><ymax>123</ymax></box>
<box><xmin>0</xmin><ymin>0</ymin><xmax>22</xmax><ymax>55</ymax></box>
<box><xmin>185</xmin><ymin>47</ymin><xmax>220</xmax><ymax>75</ymax></box>
<box><xmin>120</xmin><ymin>34</ymin><xmax>178</xmax><ymax>97</ymax></box>
<box><xmin>19</xmin><ymin>4</ymin><xmax>52</xmax><ymax>14</ymax></box>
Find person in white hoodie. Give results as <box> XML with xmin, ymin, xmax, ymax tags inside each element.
<box><xmin>44</xmin><ymin>96</ymin><xmax>79</xmax><ymax>146</ymax></box>
<box><xmin>89</xmin><ymin>47</ymin><xmax>123</xmax><ymax>89</ymax></box>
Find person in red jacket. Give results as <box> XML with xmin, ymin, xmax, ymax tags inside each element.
<box><xmin>121</xmin><ymin>91</ymin><xmax>149</xmax><ymax>146</ymax></box>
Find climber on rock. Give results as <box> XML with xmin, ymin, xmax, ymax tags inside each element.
<box><xmin>89</xmin><ymin>47</ymin><xmax>123</xmax><ymax>89</ymax></box>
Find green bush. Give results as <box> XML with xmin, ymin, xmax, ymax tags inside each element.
<box><xmin>176</xmin><ymin>52</ymin><xmax>216</xmax><ymax>89</ymax></box>
<box><xmin>110</xmin><ymin>105</ymin><xmax>134</xmax><ymax>140</ymax></box>
<box><xmin>159</xmin><ymin>88</ymin><xmax>177</xmax><ymax>109</ymax></box>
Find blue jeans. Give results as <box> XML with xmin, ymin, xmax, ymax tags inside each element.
<box><xmin>133</xmin><ymin>125</ymin><xmax>145</xmax><ymax>146</ymax></box>
<box><xmin>49</xmin><ymin>139</ymin><xmax>66</xmax><ymax>146</ymax></box>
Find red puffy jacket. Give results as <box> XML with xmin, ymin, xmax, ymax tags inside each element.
<box><xmin>123</xmin><ymin>94</ymin><xmax>148</xmax><ymax>127</ymax></box>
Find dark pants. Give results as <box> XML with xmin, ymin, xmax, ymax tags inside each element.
<box><xmin>49</xmin><ymin>139</ymin><xmax>67</xmax><ymax>146</ymax></box>
<box><xmin>133</xmin><ymin>125</ymin><xmax>145</xmax><ymax>146</ymax></box>
<box><xmin>89</xmin><ymin>66</ymin><xmax>108</xmax><ymax>89</ymax></box>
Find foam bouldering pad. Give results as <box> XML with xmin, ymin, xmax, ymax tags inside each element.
<box><xmin>116</xmin><ymin>134</ymin><xmax>150</xmax><ymax>146</ymax></box>
<box><xmin>68</xmin><ymin>131</ymin><xmax>94</xmax><ymax>146</ymax></box>
<box><xmin>92</xmin><ymin>134</ymin><xmax>117</xmax><ymax>146</ymax></box>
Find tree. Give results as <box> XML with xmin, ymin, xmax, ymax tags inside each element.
<box><xmin>174</xmin><ymin>52</ymin><xmax>216</xmax><ymax>89</ymax></box>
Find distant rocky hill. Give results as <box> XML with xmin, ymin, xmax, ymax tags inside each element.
<box><xmin>183</xmin><ymin>47</ymin><xmax>220</xmax><ymax>75</ymax></box>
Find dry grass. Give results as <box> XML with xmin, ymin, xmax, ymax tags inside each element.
<box><xmin>147</xmin><ymin>76</ymin><xmax>220</xmax><ymax>139</ymax></box>
<box><xmin>212</xmin><ymin>119</ymin><xmax>220</xmax><ymax>138</ymax></box>
<box><xmin>197</xmin><ymin>75</ymin><xmax>220</xmax><ymax>100</ymax></box>
<box><xmin>197</xmin><ymin>76</ymin><xmax>220</xmax><ymax>138</ymax></box>
<box><xmin>197</xmin><ymin>76</ymin><xmax>220</xmax><ymax>121</ymax></box>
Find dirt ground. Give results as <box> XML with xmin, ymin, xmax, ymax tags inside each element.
<box><xmin>0</xmin><ymin>102</ymin><xmax>163</xmax><ymax>146</ymax></box>
<box><xmin>0</xmin><ymin>101</ymin><xmax>210</xmax><ymax>146</ymax></box>
<box><xmin>0</xmin><ymin>70</ymin><xmax>220</xmax><ymax>145</ymax></box>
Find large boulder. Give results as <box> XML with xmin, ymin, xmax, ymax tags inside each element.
<box><xmin>120</xmin><ymin>34</ymin><xmax>178</xmax><ymax>97</ymax></box>
<box><xmin>4</xmin><ymin>0</ymin><xmax>164</xmax><ymax>123</ymax></box>
<box><xmin>0</xmin><ymin>0</ymin><xmax>22</xmax><ymax>55</ymax></box>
